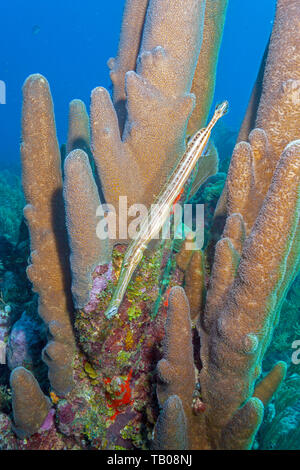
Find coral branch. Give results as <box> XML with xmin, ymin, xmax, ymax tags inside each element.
<box><xmin>221</xmin><ymin>398</ymin><xmax>264</xmax><ymax>450</ymax></box>
<box><xmin>153</xmin><ymin>395</ymin><xmax>188</xmax><ymax>450</ymax></box>
<box><xmin>200</xmin><ymin>139</ymin><xmax>299</xmax><ymax>448</ymax></box>
<box><xmin>255</xmin><ymin>0</ymin><xmax>300</xmax><ymax>161</ymax></box>
<box><xmin>253</xmin><ymin>361</ymin><xmax>287</xmax><ymax>408</ymax></box>
<box><xmin>63</xmin><ymin>149</ymin><xmax>109</xmax><ymax>308</ymax></box>
<box><xmin>187</xmin><ymin>0</ymin><xmax>229</xmax><ymax>135</ymax></box>
<box><xmin>10</xmin><ymin>367</ymin><xmax>51</xmax><ymax>438</ymax></box>
<box><xmin>184</xmin><ymin>249</ymin><xmax>205</xmax><ymax>321</ymax></box>
<box><xmin>66</xmin><ymin>99</ymin><xmax>90</xmax><ymax>155</ymax></box>
<box><xmin>156</xmin><ymin>287</ymin><xmax>195</xmax><ymax>447</ymax></box>
<box><xmin>20</xmin><ymin>74</ymin><xmax>75</xmax><ymax>395</ymax></box>
<box><xmin>108</xmin><ymin>0</ymin><xmax>150</xmax><ymax>132</ymax></box>
<box><xmin>91</xmin><ymin>0</ymin><xmax>207</xmax><ymax>214</ymax></box>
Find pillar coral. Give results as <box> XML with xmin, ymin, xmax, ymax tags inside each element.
<box><xmin>156</xmin><ymin>136</ymin><xmax>299</xmax><ymax>449</ymax></box>
<box><xmin>91</xmin><ymin>0</ymin><xmax>207</xmax><ymax>214</ymax></box>
<box><xmin>2</xmin><ymin>0</ymin><xmax>298</xmax><ymax>451</ymax></box>
<box><xmin>10</xmin><ymin>367</ymin><xmax>51</xmax><ymax>439</ymax></box>
<box><xmin>107</xmin><ymin>0</ymin><xmax>150</xmax><ymax>133</ymax></box>
<box><xmin>187</xmin><ymin>0</ymin><xmax>228</xmax><ymax>136</ymax></box>
<box><xmin>20</xmin><ymin>75</ymin><xmax>75</xmax><ymax>397</ymax></box>
<box><xmin>63</xmin><ymin>149</ymin><xmax>109</xmax><ymax>309</ymax></box>
<box><xmin>216</xmin><ymin>0</ymin><xmax>300</xmax><ymax>228</ymax></box>
<box><xmin>5</xmin><ymin>0</ymin><xmax>224</xmax><ymax>445</ymax></box>
<box><xmin>156</xmin><ymin>287</ymin><xmax>196</xmax><ymax>447</ymax></box>
<box><xmin>155</xmin><ymin>0</ymin><xmax>300</xmax><ymax>450</ymax></box>
<box><xmin>66</xmin><ymin>99</ymin><xmax>90</xmax><ymax>156</ymax></box>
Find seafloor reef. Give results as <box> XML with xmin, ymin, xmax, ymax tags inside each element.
<box><xmin>0</xmin><ymin>0</ymin><xmax>299</xmax><ymax>450</ymax></box>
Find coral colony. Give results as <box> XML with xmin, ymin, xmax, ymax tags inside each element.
<box><xmin>0</xmin><ymin>0</ymin><xmax>299</xmax><ymax>450</ymax></box>
<box><xmin>104</xmin><ymin>101</ymin><xmax>228</xmax><ymax>320</ymax></box>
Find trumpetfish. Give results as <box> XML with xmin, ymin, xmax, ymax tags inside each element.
<box><xmin>104</xmin><ymin>101</ymin><xmax>229</xmax><ymax>319</ymax></box>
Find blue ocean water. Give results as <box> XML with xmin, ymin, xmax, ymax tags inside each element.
<box><xmin>0</xmin><ymin>0</ymin><xmax>275</xmax><ymax>170</ymax></box>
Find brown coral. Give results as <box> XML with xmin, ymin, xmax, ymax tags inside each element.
<box><xmin>10</xmin><ymin>367</ymin><xmax>51</xmax><ymax>439</ymax></box>
<box><xmin>20</xmin><ymin>75</ymin><xmax>75</xmax><ymax>396</ymax></box>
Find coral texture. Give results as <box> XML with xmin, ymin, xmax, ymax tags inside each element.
<box><xmin>21</xmin><ymin>75</ymin><xmax>75</xmax><ymax>396</ymax></box>
<box><xmin>0</xmin><ymin>0</ymin><xmax>299</xmax><ymax>451</ymax></box>
<box><xmin>10</xmin><ymin>367</ymin><xmax>50</xmax><ymax>438</ymax></box>
<box><xmin>154</xmin><ymin>0</ymin><xmax>300</xmax><ymax>450</ymax></box>
<box><xmin>187</xmin><ymin>0</ymin><xmax>228</xmax><ymax>136</ymax></box>
<box><xmin>92</xmin><ymin>0</ymin><xmax>207</xmax><ymax>215</ymax></box>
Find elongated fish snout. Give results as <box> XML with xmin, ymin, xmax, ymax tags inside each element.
<box><xmin>215</xmin><ymin>100</ymin><xmax>229</xmax><ymax>118</ymax></box>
